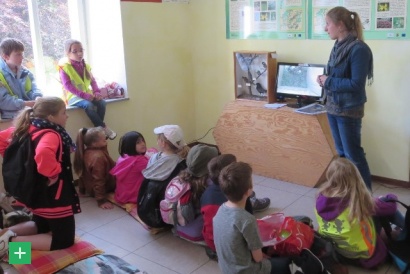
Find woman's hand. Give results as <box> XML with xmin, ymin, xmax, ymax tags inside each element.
<box><xmin>317</xmin><ymin>75</ymin><xmax>328</xmax><ymax>87</ymax></box>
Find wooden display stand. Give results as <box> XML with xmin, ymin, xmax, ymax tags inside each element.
<box><xmin>213</xmin><ymin>100</ymin><xmax>337</xmax><ymax>187</ymax></box>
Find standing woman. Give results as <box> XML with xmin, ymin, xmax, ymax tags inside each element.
<box><xmin>317</xmin><ymin>6</ymin><xmax>374</xmax><ymax>190</ymax></box>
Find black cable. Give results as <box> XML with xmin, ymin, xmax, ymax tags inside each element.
<box><xmin>188</xmin><ymin>127</ymin><xmax>215</xmax><ymax>144</ymax></box>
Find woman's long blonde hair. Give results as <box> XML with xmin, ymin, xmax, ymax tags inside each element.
<box><xmin>318</xmin><ymin>157</ymin><xmax>375</xmax><ymax>223</ymax></box>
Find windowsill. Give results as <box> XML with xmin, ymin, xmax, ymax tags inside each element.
<box><xmin>0</xmin><ymin>97</ymin><xmax>129</xmax><ymax>123</ymax></box>
<box><xmin>65</xmin><ymin>97</ymin><xmax>128</xmax><ymax>110</ymax></box>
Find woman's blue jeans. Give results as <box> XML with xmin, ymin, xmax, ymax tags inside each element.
<box><xmin>327</xmin><ymin>113</ymin><xmax>372</xmax><ymax>190</ymax></box>
<box><xmin>72</xmin><ymin>99</ymin><xmax>106</xmax><ymax>127</ymax></box>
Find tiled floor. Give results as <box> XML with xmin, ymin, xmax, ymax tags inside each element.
<box><xmin>1</xmin><ymin>176</ymin><xmax>409</xmax><ymax>273</ymax></box>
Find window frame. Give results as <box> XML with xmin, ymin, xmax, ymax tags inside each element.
<box><xmin>26</xmin><ymin>0</ymin><xmax>88</xmax><ymax>94</ymax></box>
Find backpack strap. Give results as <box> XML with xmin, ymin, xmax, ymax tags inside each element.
<box><xmin>383</xmin><ymin>199</ymin><xmax>409</xmax><ymax>242</ymax></box>
<box><xmin>172</xmin><ymin>202</ymin><xmax>178</xmax><ymax>226</ymax></box>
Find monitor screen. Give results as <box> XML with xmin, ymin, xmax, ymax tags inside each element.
<box><xmin>276</xmin><ymin>62</ymin><xmax>325</xmax><ymax>101</ymax></box>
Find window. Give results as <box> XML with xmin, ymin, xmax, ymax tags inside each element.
<box><xmin>0</xmin><ymin>0</ymin><xmax>86</xmax><ymax>98</ymax></box>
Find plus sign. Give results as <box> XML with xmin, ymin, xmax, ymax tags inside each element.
<box><xmin>14</xmin><ymin>247</ymin><xmax>26</xmax><ymax>259</ymax></box>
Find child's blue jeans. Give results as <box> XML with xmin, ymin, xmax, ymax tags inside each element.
<box><xmin>72</xmin><ymin>99</ymin><xmax>106</xmax><ymax>127</ymax></box>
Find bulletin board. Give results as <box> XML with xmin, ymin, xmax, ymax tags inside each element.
<box><xmin>226</xmin><ymin>0</ymin><xmax>410</xmax><ymax>40</ymax></box>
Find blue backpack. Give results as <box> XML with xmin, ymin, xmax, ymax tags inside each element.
<box><xmin>382</xmin><ymin>199</ymin><xmax>410</xmax><ymax>274</ymax></box>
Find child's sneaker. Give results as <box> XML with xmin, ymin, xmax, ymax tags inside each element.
<box><xmin>251</xmin><ymin>197</ymin><xmax>270</xmax><ymax>212</ymax></box>
<box><xmin>0</xmin><ymin>228</ymin><xmax>16</xmax><ymax>258</ymax></box>
<box><xmin>104</xmin><ymin>127</ymin><xmax>117</xmax><ymax>140</ymax></box>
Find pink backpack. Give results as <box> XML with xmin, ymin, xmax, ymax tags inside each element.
<box><xmin>160</xmin><ymin>176</ymin><xmax>195</xmax><ymax>226</ymax></box>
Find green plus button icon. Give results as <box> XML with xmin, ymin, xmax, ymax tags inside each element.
<box><xmin>9</xmin><ymin>242</ymin><xmax>31</xmax><ymax>264</ymax></box>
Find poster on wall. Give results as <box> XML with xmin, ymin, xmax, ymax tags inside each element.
<box><xmin>308</xmin><ymin>0</ymin><xmax>410</xmax><ymax>39</ymax></box>
<box><xmin>163</xmin><ymin>0</ymin><xmax>189</xmax><ymax>3</ymax></box>
<box><xmin>120</xmin><ymin>0</ymin><xmax>162</xmax><ymax>2</ymax></box>
<box><xmin>226</xmin><ymin>0</ymin><xmax>409</xmax><ymax>39</ymax></box>
<box><xmin>226</xmin><ymin>0</ymin><xmax>307</xmax><ymax>39</ymax></box>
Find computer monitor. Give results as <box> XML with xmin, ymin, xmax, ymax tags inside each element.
<box><xmin>275</xmin><ymin>62</ymin><xmax>326</xmax><ymax>108</ymax></box>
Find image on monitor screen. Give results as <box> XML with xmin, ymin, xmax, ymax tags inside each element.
<box><xmin>276</xmin><ymin>62</ymin><xmax>325</xmax><ymax>108</ymax></box>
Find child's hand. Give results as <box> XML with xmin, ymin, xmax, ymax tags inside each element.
<box><xmin>24</xmin><ymin>101</ymin><xmax>36</xmax><ymax>107</ymax></box>
<box><xmin>99</xmin><ymin>201</ymin><xmax>114</xmax><ymax>210</ymax></box>
<box><xmin>145</xmin><ymin>148</ymin><xmax>158</xmax><ymax>159</ymax></box>
<box><xmin>88</xmin><ymin>95</ymin><xmax>95</xmax><ymax>101</ymax></box>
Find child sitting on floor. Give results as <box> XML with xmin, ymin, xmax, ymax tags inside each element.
<box><xmin>110</xmin><ymin>131</ymin><xmax>157</xmax><ymax>204</ymax></box>
<box><xmin>137</xmin><ymin>125</ymin><xmax>189</xmax><ymax>228</ymax></box>
<box><xmin>171</xmin><ymin>144</ymin><xmax>218</xmax><ymax>242</ymax></box>
<box><xmin>74</xmin><ymin>127</ymin><xmax>116</xmax><ymax>209</ymax></box>
<box><xmin>213</xmin><ymin>162</ymin><xmax>291</xmax><ymax>274</ymax></box>
<box><xmin>201</xmin><ymin>153</ymin><xmax>270</xmax><ymax>260</ymax></box>
<box><xmin>315</xmin><ymin>157</ymin><xmax>404</xmax><ymax>269</ymax></box>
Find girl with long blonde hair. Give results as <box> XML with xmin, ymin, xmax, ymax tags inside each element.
<box><xmin>316</xmin><ymin>157</ymin><xmax>404</xmax><ymax>269</ymax></box>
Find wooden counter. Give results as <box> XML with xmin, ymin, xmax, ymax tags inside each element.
<box><xmin>213</xmin><ymin>100</ymin><xmax>336</xmax><ymax>187</ymax></box>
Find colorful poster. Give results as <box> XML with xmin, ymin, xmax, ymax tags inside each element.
<box><xmin>307</xmin><ymin>0</ymin><xmax>410</xmax><ymax>39</ymax></box>
<box><xmin>226</xmin><ymin>0</ymin><xmax>306</xmax><ymax>39</ymax></box>
<box><xmin>121</xmin><ymin>0</ymin><xmax>162</xmax><ymax>2</ymax></box>
<box><xmin>120</xmin><ymin>0</ymin><xmax>189</xmax><ymax>2</ymax></box>
<box><xmin>226</xmin><ymin>0</ymin><xmax>409</xmax><ymax>39</ymax></box>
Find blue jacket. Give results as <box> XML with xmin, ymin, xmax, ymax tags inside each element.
<box><xmin>0</xmin><ymin>58</ymin><xmax>42</xmax><ymax>119</ymax></box>
<box><xmin>324</xmin><ymin>41</ymin><xmax>372</xmax><ymax>112</ymax></box>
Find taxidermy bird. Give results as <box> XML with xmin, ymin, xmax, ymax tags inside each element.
<box><xmin>256</xmin><ymin>83</ymin><xmax>267</xmax><ymax>95</ymax></box>
<box><xmin>242</xmin><ymin>76</ymin><xmax>250</xmax><ymax>83</ymax></box>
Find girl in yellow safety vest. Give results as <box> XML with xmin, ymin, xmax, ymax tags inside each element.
<box><xmin>58</xmin><ymin>39</ymin><xmax>116</xmax><ymax>140</ymax></box>
<box><xmin>315</xmin><ymin>157</ymin><xmax>404</xmax><ymax>269</ymax></box>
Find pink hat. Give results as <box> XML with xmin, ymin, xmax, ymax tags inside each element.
<box><xmin>154</xmin><ymin>125</ymin><xmax>186</xmax><ymax>149</ymax></box>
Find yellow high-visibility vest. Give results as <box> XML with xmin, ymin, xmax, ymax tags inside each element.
<box><xmin>315</xmin><ymin>207</ymin><xmax>376</xmax><ymax>259</ymax></box>
<box><xmin>58</xmin><ymin>58</ymin><xmax>92</xmax><ymax>102</ymax></box>
<box><xmin>0</xmin><ymin>70</ymin><xmax>31</xmax><ymax>97</ymax></box>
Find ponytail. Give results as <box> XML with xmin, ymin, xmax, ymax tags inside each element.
<box><xmin>73</xmin><ymin>128</ymin><xmax>87</xmax><ymax>176</ymax></box>
<box><xmin>12</xmin><ymin>108</ymin><xmax>33</xmax><ymax>141</ymax></box>
<box><xmin>351</xmin><ymin>11</ymin><xmax>364</xmax><ymax>41</ymax></box>
<box><xmin>178</xmin><ymin>145</ymin><xmax>190</xmax><ymax>159</ymax></box>
<box><xmin>82</xmin><ymin>59</ymin><xmax>92</xmax><ymax>80</ymax></box>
